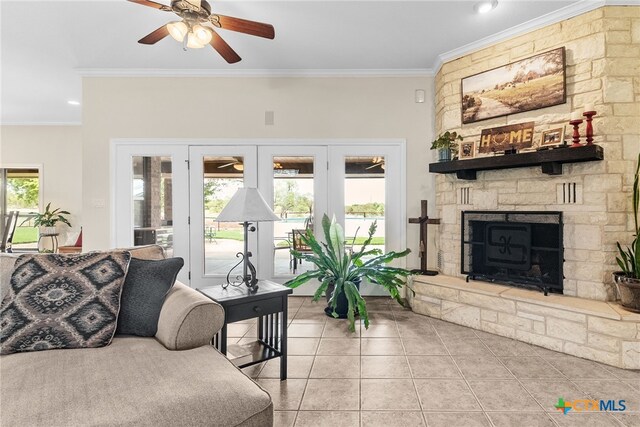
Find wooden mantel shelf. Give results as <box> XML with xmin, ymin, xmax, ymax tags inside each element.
<box><xmin>429</xmin><ymin>144</ymin><xmax>604</xmax><ymax>180</ymax></box>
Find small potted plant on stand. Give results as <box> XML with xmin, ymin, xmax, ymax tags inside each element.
<box><xmin>284</xmin><ymin>214</ymin><xmax>413</xmax><ymax>332</ymax></box>
<box><xmin>431</xmin><ymin>131</ymin><xmax>463</xmax><ymax>162</ymax></box>
<box><xmin>22</xmin><ymin>203</ymin><xmax>72</xmax><ymax>253</ymax></box>
<box><xmin>614</xmin><ymin>154</ymin><xmax>640</xmax><ymax>312</ymax></box>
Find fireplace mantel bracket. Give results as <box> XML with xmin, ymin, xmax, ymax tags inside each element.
<box><xmin>429</xmin><ymin>145</ymin><xmax>604</xmax><ymax>181</ymax></box>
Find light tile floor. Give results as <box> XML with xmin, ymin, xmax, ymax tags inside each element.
<box><xmin>230</xmin><ymin>297</ymin><xmax>640</xmax><ymax>427</ymax></box>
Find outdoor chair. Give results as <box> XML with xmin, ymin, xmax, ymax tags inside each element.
<box><xmin>1</xmin><ymin>211</ymin><xmax>19</xmax><ymax>253</ymax></box>
<box><xmin>291</xmin><ymin>229</ymin><xmax>314</xmax><ymax>273</ymax></box>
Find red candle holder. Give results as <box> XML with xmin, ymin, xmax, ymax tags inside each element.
<box><xmin>569</xmin><ymin>119</ymin><xmax>583</xmax><ymax>147</ymax></box>
<box><xmin>583</xmin><ymin>110</ymin><xmax>596</xmax><ymax>145</ymax></box>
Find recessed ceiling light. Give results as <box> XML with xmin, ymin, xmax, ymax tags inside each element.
<box><xmin>475</xmin><ymin>0</ymin><xmax>498</xmax><ymax>14</ymax></box>
<box><xmin>67</xmin><ymin>100</ymin><xmax>80</xmax><ymax>106</ymax></box>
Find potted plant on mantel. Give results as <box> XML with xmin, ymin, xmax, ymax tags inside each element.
<box><xmin>284</xmin><ymin>214</ymin><xmax>413</xmax><ymax>332</ymax></box>
<box><xmin>613</xmin><ymin>154</ymin><xmax>640</xmax><ymax>313</ymax></box>
<box><xmin>431</xmin><ymin>131</ymin><xmax>463</xmax><ymax>162</ymax></box>
<box><xmin>22</xmin><ymin>202</ymin><xmax>72</xmax><ymax>236</ymax></box>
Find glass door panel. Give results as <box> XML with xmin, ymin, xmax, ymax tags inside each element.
<box><xmin>257</xmin><ymin>146</ymin><xmax>327</xmax><ymax>288</ymax></box>
<box><xmin>189</xmin><ymin>146</ymin><xmax>257</xmax><ymax>288</ymax></box>
<box><xmin>344</xmin><ymin>156</ymin><xmax>386</xmax><ymax>256</ymax></box>
<box><xmin>132</xmin><ymin>156</ymin><xmax>174</xmax><ymax>257</ymax></box>
<box><xmin>202</xmin><ymin>156</ymin><xmax>245</xmax><ymax>276</ymax></box>
<box><xmin>114</xmin><ymin>145</ymin><xmax>189</xmax><ymax>283</ymax></box>
<box><xmin>329</xmin><ymin>145</ymin><xmax>404</xmax><ymax>296</ymax></box>
<box><xmin>272</xmin><ymin>156</ymin><xmax>315</xmax><ymax>276</ymax></box>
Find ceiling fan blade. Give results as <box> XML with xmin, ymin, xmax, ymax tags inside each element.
<box><xmin>365</xmin><ymin>164</ymin><xmax>382</xmax><ymax>170</ymax></box>
<box><xmin>138</xmin><ymin>25</ymin><xmax>170</xmax><ymax>45</ymax></box>
<box><xmin>127</xmin><ymin>0</ymin><xmax>172</xmax><ymax>11</ymax></box>
<box><xmin>218</xmin><ymin>162</ymin><xmax>237</xmax><ymax>169</ymax></box>
<box><xmin>215</xmin><ymin>15</ymin><xmax>275</xmax><ymax>39</ymax></box>
<box><xmin>209</xmin><ymin>30</ymin><xmax>241</xmax><ymax>64</ymax></box>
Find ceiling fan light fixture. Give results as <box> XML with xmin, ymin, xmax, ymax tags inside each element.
<box><xmin>186</xmin><ymin>32</ymin><xmax>206</xmax><ymax>48</ymax></box>
<box><xmin>233</xmin><ymin>163</ymin><xmax>245</xmax><ymax>171</ymax></box>
<box><xmin>193</xmin><ymin>24</ymin><xmax>213</xmax><ymax>45</ymax></box>
<box><xmin>167</xmin><ymin>21</ymin><xmax>188</xmax><ymax>42</ymax></box>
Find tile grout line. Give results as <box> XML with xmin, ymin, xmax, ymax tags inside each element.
<box><xmin>471</xmin><ymin>331</ymin><xmax>562</xmax><ymax>427</ymax></box>
<box><xmin>293</xmin><ymin>299</ymin><xmax>321</xmax><ymax>422</ymax></box>
<box><xmin>392</xmin><ymin>306</ymin><xmax>430</xmax><ymax>427</ymax></box>
<box><xmin>434</xmin><ymin>326</ymin><xmax>496</xmax><ymax>427</ymax></box>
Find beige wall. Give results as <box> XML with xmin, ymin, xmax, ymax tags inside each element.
<box><xmin>433</xmin><ymin>6</ymin><xmax>640</xmax><ymax>300</ymax></box>
<box><xmin>82</xmin><ymin>76</ymin><xmax>436</xmax><ymax>268</ymax></box>
<box><xmin>0</xmin><ymin>125</ymin><xmax>83</xmax><ymax>243</ymax></box>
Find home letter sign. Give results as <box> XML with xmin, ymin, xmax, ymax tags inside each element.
<box><xmin>479</xmin><ymin>122</ymin><xmax>535</xmax><ymax>154</ymax></box>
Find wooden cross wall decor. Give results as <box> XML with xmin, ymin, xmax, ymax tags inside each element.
<box><xmin>408</xmin><ymin>200</ymin><xmax>440</xmax><ymax>275</ymax></box>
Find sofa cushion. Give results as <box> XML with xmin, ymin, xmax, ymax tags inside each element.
<box><xmin>0</xmin><ymin>252</ymin><xmax>131</xmax><ymax>355</ymax></box>
<box><xmin>0</xmin><ymin>254</ymin><xmax>18</xmax><ymax>302</ymax></box>
<box><xmin>116</xmin><ymin>257</ymin><xmax>184</xmax><ymax>337</ymax></box>
<box><xmin>122</xmin><ymin>244</ymin><xmax>166</xmax><ymax>260</ymax></box>
<box><xmin>0</xmin><ymin>336</ymin><xmax>273</xmax><ymax>426</ymax></box>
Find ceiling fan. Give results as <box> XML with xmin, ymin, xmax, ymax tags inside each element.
<box><xmin>128</xmin><ymin>0</ymin><xmax>275</xmax><ymax>64</ymax></box>
<box><xmin>366</xmin><ymin>157</ymin><xmax>385</xmax><ymax>170</ymax></box>
<box><xmin>217</xmin><ymin>157</ymin><xmax>242</xmax><ymax>169</ymax></box>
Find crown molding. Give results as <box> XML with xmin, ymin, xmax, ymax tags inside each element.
<box><xmin>432</xmin><ymin>0</ymin><xmax>633</xmax><ymax>73</ymax></box>
<box><xmin>76</xmin><ymin>68</ymin><xmax>434</xmax><ymax>78</ymax></box>
<box><xmin>0</xmin><ymin>121</ymin><xmax>82</xmax><ymax>126</ymax></box>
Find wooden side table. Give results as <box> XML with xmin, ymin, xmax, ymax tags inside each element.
<box><xmin>199</xmin><ymin>280</ymin><xmax>292</xmax><ymax>380</ymax></box>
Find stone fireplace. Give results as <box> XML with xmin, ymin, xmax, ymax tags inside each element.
<box><xmin>462</xmin><ymin>211</ymin><xmax>563</xmax><ymax>295</ymax></box>
<box><xmin>411</xmin><ymin>6</ymin><xmax>640</xmax><ymax>369</ymax></box>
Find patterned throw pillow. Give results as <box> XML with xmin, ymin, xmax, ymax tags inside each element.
<box><xmin>0</xmin><ymin>251</ymin><xmax>131</xmax><ymax>355</ymax></box>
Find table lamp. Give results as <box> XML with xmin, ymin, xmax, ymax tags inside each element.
<box><xmin>216</xmin><ymin>187</ymin><xmax>279</xmax><ymax>292</ymax></box>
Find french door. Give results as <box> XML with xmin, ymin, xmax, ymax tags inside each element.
<box><xmin>113</xmin><ymin>141</ymin><xmax>405</xmax><ymax>294</ymax></box>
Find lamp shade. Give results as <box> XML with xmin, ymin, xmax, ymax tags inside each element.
<box><xmin>216</xmin><ymin>188</ymin><xmax>280</xmax><ymax>222</ymax></box>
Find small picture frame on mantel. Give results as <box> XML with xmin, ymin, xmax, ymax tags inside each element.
<box><xmin>459</xmin><ymin>141</ymin><xmax>476</xmax><ymax>159</ymax></box>
<box><xmin>541</xmin><ymin>127</ymin><xmax>565</xmax><ymax>147</ymax></box>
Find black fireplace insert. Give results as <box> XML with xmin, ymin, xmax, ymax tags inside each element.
<box><xmin>461</xmin><ymin>211</ymin><xmax>563</xmax><ymax>295</ymax></box>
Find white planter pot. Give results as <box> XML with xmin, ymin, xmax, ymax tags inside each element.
<box><xmin>39</xmin><ymin>226</ymin><xmax>58</xmax><ymax>236</ymax></box>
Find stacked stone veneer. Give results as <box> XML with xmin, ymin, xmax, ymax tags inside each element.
<box><xmin>433</xmin><ymin>6</ymin><xmax>640</xmax><ymax>301</ymax></box>
<box><xmin>411</xmin><ymin>275</ymin><xmax>640</xmax><ymax>369</ymax></box>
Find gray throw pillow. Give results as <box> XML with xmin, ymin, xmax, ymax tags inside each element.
<box><xmin>0</xmin><ymin>251</ymin><xmax>131</xmax><ymax>355</ymax></box>
<box><xmin>116</xmin><ymin>257</ymin><xmax>184</xmax><ymax>337</ymax></box>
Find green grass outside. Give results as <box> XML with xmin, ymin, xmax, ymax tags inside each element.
<box><xmin>352</xmin><ymin>236</ymin><xmax>384</xmax><ymax>245</ymax></box>
<box><xmin>209</xmin><ymin>230</ymin><xmax>244</xmax><ymax>241</ymax></box>
<box><xmin>12</xmin><ymin>227</ymin><xmax>38</xmax><ymax>244</ymax></box>
<box><xmin>210</xmin><ymin>230</ymin><xmax>384</xmax><ymax>246</ymax></box>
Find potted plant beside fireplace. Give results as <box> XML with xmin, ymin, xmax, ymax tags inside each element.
<box><xmin>430</xmin><ymin>131</ymin><xmax>463</xmax><ymax>162</ymax></box>
<box><xmin>614</xmin><ymin>154</ymin><xmax>640</xmax><ymax>313</ymax></box>
<box><xmin>284</xmin><ymin>214</ymin><xmax>413</xmax><ymax>332</ymax></box>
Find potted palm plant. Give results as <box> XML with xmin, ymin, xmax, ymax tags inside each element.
<box><xmin>284</xmin><ymin>214</ymin><xmax>413</xmax><ymax>332</ymax></box>
<box><xmin>614</xmin><ymin>153</ymin><xmax>640</xmax><ymax>312</ymax></box>
<box><xmin>22</xmin><ymin>202</ymin><xmax>72</xmax><ymax>236</ymax></box>
<box><xmin>431</xmin><ymin>131</ymin><xmax>463</xmax><ymax>162</ymax></box>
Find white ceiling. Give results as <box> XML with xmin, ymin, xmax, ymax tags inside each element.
<box><xmin>1</xmin><ymin>0</ymin><xmax>598</xmax><ymax>124</ymax></box>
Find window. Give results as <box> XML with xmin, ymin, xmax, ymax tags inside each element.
<box><xmin>1</xmin><ymin>167</ymin><xmax>41</xmax><ymax>251</ymax></box>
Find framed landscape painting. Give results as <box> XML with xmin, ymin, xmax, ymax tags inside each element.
<box><xmin>461</xmin><ymin>47</ymin><xmax>566</xmax><ymax>124</ymax></box>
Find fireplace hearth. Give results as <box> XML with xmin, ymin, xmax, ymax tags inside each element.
<box><xmin>461</xmin><ymin>211</ymin><xmax>563</xmax><ymax>295</ymax></box>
